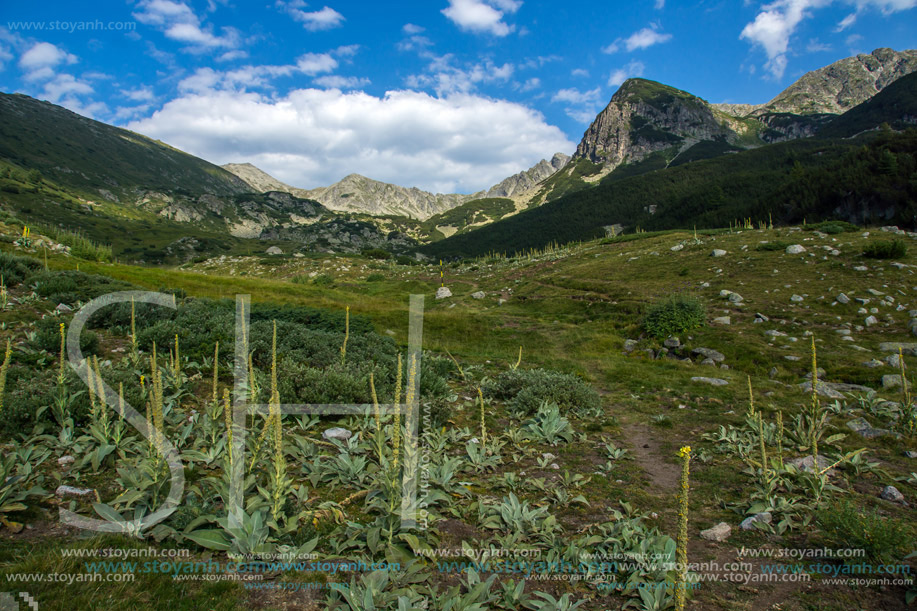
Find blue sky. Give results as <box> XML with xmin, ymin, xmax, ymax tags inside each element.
<box><xmin>0</xmin><ymin>0</ymin><xmax>914</xmax><ymax>194</ymax></box>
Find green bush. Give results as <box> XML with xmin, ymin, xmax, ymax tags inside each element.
<box><xmin>30</xmin><ymin>316</ymin><xmax>99</xmax><ymax>355</ymax></box>
<box><xmin>485</xmin><ymin>368</ymin><xmax>601</xmax><ymax>418</ymax></box>
<box><xmin>362</xmin><ymin>248</ymin><xmax>391</xmax><ymax>260</ymax></box>
<box><xmin>313</xmin><ymin>274</ymin><xmax>334</xmax><ymax>286</ymax></box>
<box><xmin>863</xmin><ymin>239</ymin><xmax>907</xmax><ymax>259</ymax></box>
<box><xmin>0</xmin><ymin>252</ymin><xmax>43</xmax><ymax>286</ymax></box>
<box><xmin>643</xmin><ymin>294</ymin><xmax>706</xmax><ymax>339</ymax></box>
<box><xmin>804</xmin><ymin>220</ymin><xmax>860</xmax><ymax>234</ymax></box>
<box><xmin>755</xmin><ymin>241</ymin><xmax>791</xmax><ymax>251</ymax></box>
<box><xmin>817</xmin><ymin>500</ymin><xmax>911</xmax><ymax>563</ymax></box>
<box><xmin>366</xmin><ymin>273</ymin><xmax>385</xmax><ymax>282</ymax></box>
<box><xmin>30</xmin><ymin>270</ymin><xmax>136</xmax><ymax>305</ymax></box>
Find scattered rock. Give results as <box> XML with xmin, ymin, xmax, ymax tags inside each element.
<box><xmin>712</xmin><ymin>316</ymin><xmax>731</xmax><ymax>325</ymax></box>
<box><xmin>883</xmin><ymin>374</ymin><xmax>902</xmax><ymax>389</ymax></box>
<box><xmin>904</xmin><ymin>451</ymin><xmax>917</xmax><ymax>458</ymax></box>
<box><xmin>265</xmin><ymin>246</ymin><xmax>283</xmax><ymax>255</ymax></box>
<box><xmin>671</xmin><ymin>244</ymin><xmax>684</xmax><ymax>252</ymax></box>
<box><xmin>692</xmin><ymin>347</ymin><xmax>725</xmax><ymax>362</ymax></box>
<box><xmin>879</xmin><ymin>342</ymin><xmax>917</xmax><ymax>353</ymax></box>
<box><xmin>700</xmin><ymin>522</ymin><xmax>732</xmax><ymax>542</ymax></box>
<box><xmin>55</xmin><ymin>485</ymin><xmax>96</xmax><ymax>499</ymax></box>
<box><xmin>623</xmin><ymin>339</ymin><xmax>638</xmax><ymax>353</ymax></box>
<box><xmin>880</xmin><ymin>486</ymin><xmax>906</xmax><ymax>504</ymax></box>
<box><xmin>57</xmin><ymin>455</ymin><xmax>75</xmax><ymax>467</ymax></box>
<box><xmin>701</xmin><ymin>358</ymin><xmax>717</xmax><ymax>366</ymax></box>
<box><xmin>864</xmin><ymin>315</ymin><xmax>878</xmax><ymax>327</ymax></box>
<box><xmin>691</xmin><ymin>377</ymin><xmax>728</xmax><ymax>386</ymax></box>
<box><xmin>542</xmin><ymin>453</ymin><xmax>556</xmax><ymax>461</ymax></box>
<box><xmin>785</xmin><ymin>245</ymin><xmax>806</xmax><ymax>254</ymax></box>
<box><xmin>471</xmin><ymin>291</ymin><xmax>486</xmax><ymax>300</ymax></box>
<box><xmin>740</xmin><ymin>512</ymin><xmax>772</xmax><ymax>531</ymax></box>
<box><xmin>663</xmin><ymin>337</ymin><xmax>681</xmax><ymax>349</ymax></box>
<box><xmin>798</xmin><ymin>381</ymin><xmax>843</xmax><ymax>399</ymax></box>
<box><xmin>836</xmin><ymin>293</ymin><xmax>850</xmax><ymax>304</ymax></box>
<box><xmin>764</xmin><ymin>329</ymin><xmax>786</xmax><ymax>337</ymax></box>
<box><xmin>768</xmin><ymin>367</ymin><xmax>778</xmax><ymax>379</ymax></box>
<box><xmin>846</xmin><ymin>417</ymin><xmax>893</xmax><ymax>439</ymax></box>
<box><xmin>322</xmin><ymin>427</ymin><xmax>353</xmax><ymax>442</ymax></box>
<box><xmin>885</xmin><ymin>354</ymin><xmax>902</xmax><ymax>368</ymax></box>
<box><xmin>56</xmin><ymin>303</ymin><xmax>73</xmax><ymax>313</ymax></box>
<box><xmin>435</xmin><ymin>286</ymin><xmax>453</xmax><ymax>299</ymax></box>
<box><xmin>786</xmin><ymin>455</ymin><xmax>835</xmax><ymax>476</ymax></box>
<box><xmin>711</xmin><ymin>249</ymin><xmax>727</xmax><ymax>257</ymax></box>
<box><xmin>790</xmin><ymin>294</ymin><xmax>804</xmax><ymax>303</ymax></box>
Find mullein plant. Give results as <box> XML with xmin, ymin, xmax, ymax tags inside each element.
<box><xmin>129</xmin><ymin>297</ymin><xmax>139</xmax><ymax>365</ymax></box>
<box><xmin>477</xmin><ymin>387</ymin><xmax>487</xmax><ymax>449</ymax></box>
<box><xmin>339</xmin><ymin>306</ymin><xmax>350</xmax><ymax>366</ymax></box>
<box><xmin>0</xmin><ymin>277</ymin><xmax>8</xmax><ymax>310</ymax></box>
<box><xmin>150</xmin><ymin>343</ymin><xmax>165</xmax><ymax>456</ymax></box>
<box><xmin>809</xmin><ymin>337</ymin><xmax>822</xmax><ymax>468</ymax></box>
<box><xmin>392</xmin><ymin>353</ymin><xmax>403</xmax><ymax>470</ymax></box>
<box><xmin>0</xmin><ymin>339</ymin><xmax>11</xmax><ymax>416</ymax></box>
<box><xmin>675</xmin><ymin>445</ymin><xmax>691</xmax><ymax>611</ymax></box>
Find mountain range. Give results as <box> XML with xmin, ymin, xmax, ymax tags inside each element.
<box><xmin>0</xmin><ymin>47</ymin><xmax>915</xmax><ymax>262</ymax></box>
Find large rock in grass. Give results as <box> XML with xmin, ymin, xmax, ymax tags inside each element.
<box><xmin>692</xmin><ymin>347</ymin><xmax>725</xmax><ymax>362</ymax></box>
<box><xmin>322</xmin><ymin>427</ymin><xmax>353</xmax><ymax>442</ymax></box>
<box><xmin>435</xmin><ymin>286</ymin><xmax>452</xmax><ymax>299</ymax></box>
<box><xmin>740</xmin><ymin>512</ymin><xmax>772</xmax><ymax>531</ymax></box>
<box><xmin>785</xmin><ymin>244</ymin><xmax>806</xmax><ymax>254</ymax></box>
<box><xmin>700</xmin><ymin>522</ymin><xmax>731</xmax><ymax>542</ymax></box>
<box><xmin>691</xmin><ymin>377</ymin><xmax>728</xmax><ymax>386</ymax></box>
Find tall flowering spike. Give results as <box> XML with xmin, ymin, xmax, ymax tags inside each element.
<box><xmin>898</xmin><ymin>347</ymin><xmax>910</xmax><ymax>405</ymax></box>
<box><xmin>369</xmin><ymin>372</ymin><xmax>380</xmax><ymax>429</ymax></box>
<box><xmin>757</xmin><ymin>413</ymin><xmax>767</xmax><ymax>473</ymax></box>
<box><xmin>58</xmin><ymin>322</ymin><xmax>66</xmax><ymax>385</ymax></box>
<box><xmin>223</xmin><ymin>388</ymin><xmax>233</xmax><ymax>468</ymax></box>
<box><xmin>810</xmin><ymin>336</ymin><xmax>820</xmax><ymax>464</ymax></box>
<box><xmin>0</xmin><ymin>339</ymin><xmax>11</xmax><ymax>415</ymax></box>
<box><xmin>271</xmin><ymin>321</ymin><xmax>278</xmax><ymax>402</ymax></box>
<box><xmin>340</xmin><ymin>306</ymin><xmax>350</xmax><ymax>365</ymax></box>
<box><xmin>118</xmin><ymin>382</ymin><xmax>125</xmax><ymax>420</ymax></box>
<box><xmin>393</xmin><ymin>353</ymin><xmax>403</xmax><ymax>469</ymax></box>
<box><xmin>675</xmin><ymin>445</ymin><xmax>692</xmax><ymax>611</ymax></box>
<box><xmin>173</xmin><ymin>334</ymin><xmax>180</xmax><ymax>379</ymax></box>
<box><xmin>130</xmin><ymin>297</ymin><xmax>137</xmax><ymax>356</ymax></box>
<box><xmin>776</xmin><ymin>410</ymin><xmax>784</xmax><ymax>469</ymax></box>
<box><xmin>86</xmin><ymin>360</ymin><xmax>97</xmax><ymax>418</ymax></box>
<box><xmin>212</xmin><ymin>341</ymin><xmax>219</xmax><ymax>405</ymax></box>
<box><xmin>746</xmin><ymin>375</ymin><xmax>755</xmax><ymax>417</ymax></box>
<box><xmin>477</xmin><ymin>387</ymin><xmax>487</xmax><ymax>448</ymax></box>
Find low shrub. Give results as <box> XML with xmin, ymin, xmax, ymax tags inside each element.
<box><xmin>755</xmin><ymin>241</ymin><xmax>791</xmax><ymax>251</ymax></box>
<box><xmin>863</xmin><ymin>239</ymin><xmax>907</xmax><ymax>259</ymax></box>
<box><xmin>643</xmin><ymin>294</ymin><xmax>705</xmax><ymax>339</ymax></box>
<box><xmin>817</xmin><ymin>499</ymin><xmax>910</xmax><ymax>563</ymax></box>
<box><xmin>313</xmin><ymin>274</ymin><xmax>334</xmax><ymax>287</ymax></box>
<box><xmin>804</xmin><ymin>220</ymin><xmax>860</xmax><ymax>234</ymax></box>
<box><xmin>30</xmin><ymin>270</ymin><xmax>136</xmax><ymax>305</ymax></box>
<box><xmin>485</xmin><ymin>368</ymin><xmax>601</xmax><ymax>418</ymax></box>
<box><xmin>0</xmin><ymin>252</ymin><xmax>43</xmax><ymax>286</ymax></box>
<box><xmin>366</xmin><ymin>273</ymin><xmax>385</xmax><ymax>282</ymax></box>
<box><xmin>362</xmin><ymin>248</ymin><xmax>391</xmax><ymax>260</ymax></box>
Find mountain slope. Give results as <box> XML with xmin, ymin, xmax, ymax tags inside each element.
<box><xmin>758</xmin><ymin>48</ymin><xmax>917</xmax><ymax>115</ymax></box>
<box><xmin>818</xmin><ymin>71</ymin><xmax>917</xmax><ymax>138</ymax></box>
<box><xmin>0</xmin><ymin>92</ymin><xmax>250</xmax><ymax>200</ymax></box>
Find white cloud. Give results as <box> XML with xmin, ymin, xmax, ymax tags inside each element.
<box><xmin>655</xmin><ymin>0</ymin><xmax>666</xmax><ymax>7</ymax></box>
<box><xmin>551</xmin><ymin>87</ymin><xmax>603</xmax><ymax>123</ymax></box>
<box><xmin>741</xmin><ymin>0</ymin><xmax>916</xmax><ymax>79</ymax></box>
<box><xmin>133</xmin><ymin>0</ymin><xmax>238</xmax><ymax>49</ymax></box>
<box><xmin>806</xmin><ymin>38</ymin><xmax>832</xmax><ymax>51</ymax></box>
<box><xmin>517</xmin><ymin>77</ymin><xmax>540</xmax><ymax>92</ymax></box>
<box><xmin>296</xmin><ymin>52</ymin><xmax>338</xmax><ymax>75</ymax></box>
<box><xmin>19</xmin><ymin>42</ymin><xmax>77</xmax><ymax>70</ymax></box>
<box><xmin>624</xmin><ymin>26</ymin><xmax>672</xmax><ymax>51</ymax></box>
<box><xmin>313</xmin><ymin>74</ymin><xmax>370</xmax><ymax>89</ymax></box>
<box><xmin>217</xmin><ymin>50</ymin><xmax>249</xmax><ymax>62</ymax></box>
<box><xmin>407</xmin><ymin>56</ymin><xmax>514</xmax><ymax>96</ymax></box>
<box><xmin>127</xmin><ymin>88</ymin><xmax>573</xmax><ymax>195</ymax></box>
<box><xmin>442</xmin><ymin>0</ymin><xmax>519</xmax><ymax>36</ymax></box>
<box><xmin>122</xmin><ymin>86</ymin><xmax>155</xmax><ymax>101</ymax></box>
<box><xmin>571</xmin><ymin>68</ymin><xmax>589</xmax><ymax>77</ymax></box>
<box><xmin>602</xmin><ymin>25</ymin><xmax>672</xmax><ymax>54</ymax></box>
<box><xmin>403</xmin><ymin>23</ymin><xmax>425</xmax><ymax>34</ymax></box>
<box><xmin>114</xmin><ymin>104</ymin><xmax>152</xmax><ymax>121</ymax></box>
<box><xmin>608</xmin><ymin>61</ymin><xmax>646</xmax><ymax>86</ymax></box>
<box><xmin>281</xmin><ymin>3</ymin><xmax>345</xmax><ymax>31</ymax></box>
<box><xmin>42</xmin><ymin>73</ymin><xmax>94</xmax><ymax>102</ymax></box>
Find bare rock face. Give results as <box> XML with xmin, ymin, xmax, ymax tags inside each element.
<box><xmin>479</xmin><ymin>153</ymin><xmax>570</xmax><ymax>199</ymax></box>
<box><xmin>758</xmin><ymin>48</ymin><xmax>917</xmax><ymax>115</ymax></box>
<box><xmin>574</xmin><ymin>78</ymin><xmax>737</xmax><ymax>169</ymax></box>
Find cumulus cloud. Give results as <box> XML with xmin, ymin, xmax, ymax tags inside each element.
<box><xmin>403</xmin><ymin>23</ymin><xmax>425</xmax><ymax>34</ymax></box>
<box><xmin>19</xmin><ymin>42</ymin><xmax>77</xmax><ymax>70</ymax></box>
<box><xmin>134</xmin><ymin>0</ymin><xmax>238</xmax><ymax>49</ymax></box>
<box><xmin>602</xmin><ymin>25</ymin><xmax>672</xmax><ymax>54</ymax></box>
<box><xmin>407</xmin><ymin>56</ymin><xmax>514</xmax><ymax>96</ymax></box>
<box><xmin>442</xmin><ymin>0</ymin><xmax>520</xmax><ymax>36</ymax></box>
<box><xmin>287</xmin><ymin>5</ymin><xmax>345</xmax><ymax>31</ymax></box>
<box><xmin>551</xmin><ymin>86</ymin><xmax>603</xmax><ymax>123</ymax></box>
<box><xmin>313</xmin><ymin>74</ymin><xmax>370</xmax><ymax>89</ymax></box>
<box><xmin>122</xmin><ymin>86</ymin><xmax>155</xmax><ymax>101</ymax></box>
<box><xmin>608</xmin><ymin>60</ymin><xmax>646</xmax><ymax>86</ymax></box>
<box><xmin>127</xmin><ymin>88</ymin><xmax>573</xmax><ymax>194</ymax></box>
<box><xmin>42</xmin><ymin>73</ymin><xmax>94</xmax><ymax>102</ymax></box>
<box><xmin>741</xmin><ymin>0</ymin><xmax>916</xmax><ymax>79</ymax></box>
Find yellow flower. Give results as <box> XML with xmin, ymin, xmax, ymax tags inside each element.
<box><xmin>678</xmin><ymin>446</ymin><xmax>691</xmax><ymax>457</ymax></box>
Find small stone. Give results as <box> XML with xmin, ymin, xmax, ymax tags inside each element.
<box><xmin>711</xmin><ymin>249</ymin><xmax>727</xmax><ymax>257</ymax></box>
<box><xmin>885</xmin><ymin>354</ymin><xmax>902</xmax><ymax>368</ymax></box>
<box><xmin>865</xmin><ymin>315</ymin><xmax>878</xmax><ymax>326</ymax></box>
<box><xmin>764</xmin><ymin>329</ymin><xmax>786</xmax><ymax>337</ymax></box>
<box><xmin>880</xmin><ymin>486</ymin><xmax>906</xmax><ymax>503</ymax></box>
<box><xmin>691</xmin><ymin>377</ymin><xmax>728</xmax><ymax>386</ymax></box>
<box><xmin>862</xmin><ymin>359</ymin><xmax>883</xmax><ymax>368</ymax></box>
<box><xmin>755</xmin><ymin>313</ymin><xmax>769</xmax><ymax>322</ymax></box>
<box><xmin>836</xmin><ymin>293</ymin><xmax>850</xmax><ymax>304</ymax></box>
<box><xmin>542</xmin><ymin>453</ymin><xmax>556</xmax><ymax>461</ymax></box>
<box><xmin>882</xmin><ymin>374</ymin><xmax>902</xmax><ymax>389</ymax></box>
<box><xmin>692</xmin><ymin>347</ymin><xmax>725</xmax><ymax>362</ymax></box>
<box><xmin>768</xmin><ymin>367</ymin><xmax>778</xmax><ymax>379</ymax></box>
<box><xmin>740</xmin><ymin>512</ymin><xmax>772</xmax><ymax>531</ymax></box>
<box><xmin>322</xmin><ymin>427</ymin><xmax>353</xmax><ymax>442</ymax></box>
<box><xmin>712</xmin><ymin>316</ymin><xmax>731</xmax><ymax>325</ymax></box>
<box><xmin>784</xmin><ymin>355</ymin><xmax>801</xmax><ymax>361</ymax></box>
<box><xmin>57</xmin><ymin>455</ymin><xmax>75</xmax><ymax>467</ymax></box>
<box><xmin>435</xmin><ymin>286</ymin><xmax>453</xmax><ymax>299</ymax></box>
<box><xmin>56</xmin><ymin>303</ymin><xmax>73</xmax><ymax>313</ymax></box>
<box><xmin>786</xmin><ymin>455</ymin><xmax>835</xmax><ymax>475</ymax></box>
<box><xmin>550</xmin><ymin>463</ymin><xmax>560</xmax><ymax>470</ymax></box>
<box><xmin>904</xmin><ymin>451</ymin><xmax>917</xmax><ymax>458</ymax></box>
<box><xmin>785</xmin><ymin>245</ymin><xmax>806</xmax><ymax>254</ymax></box>
<box><xmin>670</xmin><ymin>244</ymin><xmax>684</xmax><ymax>252</ymax></box>
<box><xmin>791</xmin><ymin>294</ymin><xmax>804</xmax><ymax>302</ymax></box>
<box><xmin>700</xmin><ymin>522</ymin><xmax>732</xmax><ymax>542</ymax></box>
<box><xmin>836</xmin><ymin>328</ymin><xmax>852</xmax><ymax>335</ymax></box>
<box><xmin>663</xmin><ymin>337</ymin><xmax>681</xmax><ymax>349</ymax></box>
<box><xmin>471</xmin><ymin>291</ymin><xmax>485</xmax><ymax>299</ymax></box>
<box><xmin>854</xmin><ymin>265</ymin><xmax>868</xmax><ymax>272</ymax></box>
<box><xmin>623</xmin><ymin>339</ymin><xmax>638</xmax><ymax>353</ymax></box>
<box><xmin>55</xmin><ymin>485</ymin><xmax>96</xmax><ymax>499</ymax></box>
<box><xmin>265</xmin><ymin>246</ymin><xmax>283</xmax><ymax>255</ymax></box>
